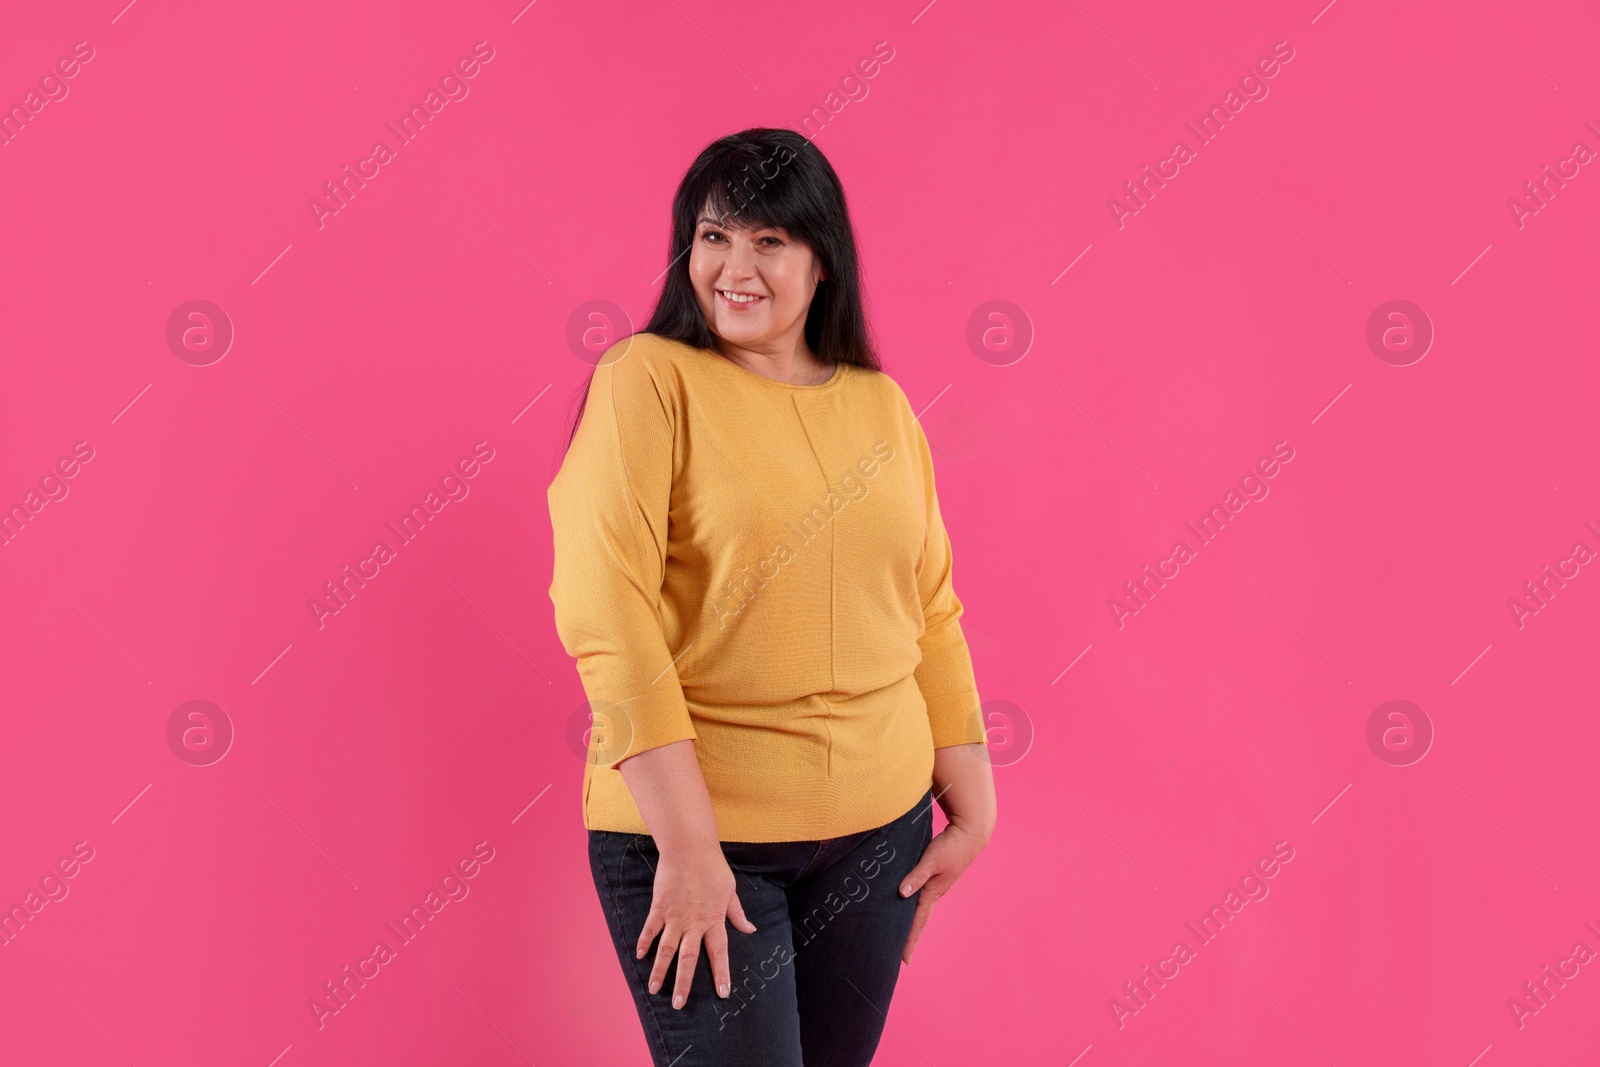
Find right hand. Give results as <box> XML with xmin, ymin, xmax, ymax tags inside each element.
<box><xmin>635</xmin><ymin>844</ymin><xmax>758</xmax><ymax>1009</ymax></box>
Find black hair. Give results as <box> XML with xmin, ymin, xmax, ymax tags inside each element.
<box><xmin>559</xmin><ymin>127</ymin><xmax>880</xmax><ymax>455</ymax></box>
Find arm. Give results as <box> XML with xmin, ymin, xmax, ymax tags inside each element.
<box><xmin>908</xmin><ymin>418</ymin><xmax>990</xmax><ymax>751</ymax></box>
<box><xmin>930</xmin><ymin>742</ymin><xmax>997</xmax><ymax>843</ymax></box>
<box><xmin>615</xmin><ymin>739</ymin><xmax>756</xmax><ymax>1007</ymax></box>
<box><xmin>547</xmin><ymin>342</ymin><xmax>753</xmax><ymax>1008</ymax></box>
<box><xmin>548</xmin><ymin>344</ymin><xmax>699</xmax><ymax>765</ymax></box>
<box><xmin>616</xmin><ymin>739</ymin><xmax>723</xmax><ymax>856</ymax></box>
<box><xmin>897</xmin><ymin>417</ymin><xmax>998</xmax><ymax>963</ymax></box>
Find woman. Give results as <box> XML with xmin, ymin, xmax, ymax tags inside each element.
<box><xmin>547</xmin><ymin>127</ymin><xmax>996</xmax><ymax>1067</ymax></box>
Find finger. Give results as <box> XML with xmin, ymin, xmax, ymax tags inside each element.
<box><xmin>726</xmin><ymin>891</ymin><xmax>757</xmax><ymax>934</ymax></box>
<box><xmin>647</xmin><ymin>924</ymin><xmax>680</xmax><ymax>996</ymax></box>
<box><xmin>902</xmin><ymin>897</ymin><xmax>935</xmax><ymax>965</ymax></box>
<box><xmin>671</xmin><ymin>930</ymin><xmax>703</xmax><ymax>1009</ymax></box>
<box><xmin>636</xmin><ymin>909</ymin><xmax>663</xmax><ymax>960</ymax></box>
<box><xmin>900</xmin><ymin>856</ymin><xmax>939</xmax><ymax>898</ymax></box>
<box><xmin>704</xmin><ymin>921</ymin><xmax>732</xmax><ymax>998</ymax></box>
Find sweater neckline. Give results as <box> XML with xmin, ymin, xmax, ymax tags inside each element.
<box><xmin>697</xmin><ymin>346</ymin><xmax>848</xmax><ymax>393</ymax></box>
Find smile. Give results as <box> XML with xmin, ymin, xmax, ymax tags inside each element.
<box><xmin>717</xmin><ymin>289</ymin><xmax>765</xmax><ymax>307</ymax></box>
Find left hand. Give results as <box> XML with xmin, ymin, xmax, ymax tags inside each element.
<box><xmin>897</xmin><ymin>820</ymin><xmax>990</xmax><ymax>965</ymax></box>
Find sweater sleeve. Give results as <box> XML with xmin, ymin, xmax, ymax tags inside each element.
<box><xmin>910</xmin><ymin>418</ymin><xmax>989</xmax><ymax>749</ymax></box>
<box><xmin>547</xmin><ymin>343</ymin><xmax>698</xmax><ymax>766</ymax></box>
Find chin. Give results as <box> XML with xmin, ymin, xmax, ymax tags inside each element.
<box><xmin>715</xmin><ymin>324</ymin><xmax>759</xmax><ymax>344</ymax></box>
<box><xmin>715</xmin><ymin>314</ymin><xmax>765</xmax><ymax>334</ymax></box>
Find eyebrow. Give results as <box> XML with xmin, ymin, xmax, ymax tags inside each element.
<box><xmin>696</xmin><ymin>214</ymin><xmax>778</xmax><ymax>234</ymax></box>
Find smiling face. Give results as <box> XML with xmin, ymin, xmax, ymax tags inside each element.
<box><xmin>688</xmin><ymin>201</ymin><xmax>826</xmax><ymax>353</ymax></box>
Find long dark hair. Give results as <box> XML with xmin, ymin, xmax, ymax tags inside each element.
<box><xmin>560</xmin><ymin>127</ymin><xmax>881</xmax><ymax>455</ymax></box>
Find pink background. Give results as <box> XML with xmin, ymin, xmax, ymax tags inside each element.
<box><xmin>2</xmin><ymin>0</ymin><xmax>1598</xmax><ymax>1063</ymax></box>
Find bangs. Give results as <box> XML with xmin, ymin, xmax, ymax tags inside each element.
<box><xmin>689</xmin><ymin>146</ymin><xmax>815</xmax><ymax>239</ymax></box>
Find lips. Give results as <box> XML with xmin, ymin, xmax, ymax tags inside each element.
<box><xmin>717</xmin><ymin>289</ymin><xmax>765</xmax><ymax>308</ymax></box>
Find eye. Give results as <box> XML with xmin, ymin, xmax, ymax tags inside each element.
<box><xmin>699</xmin><ymin>230</ymin><xmax>726</xmax><ymax>245</ymax></box>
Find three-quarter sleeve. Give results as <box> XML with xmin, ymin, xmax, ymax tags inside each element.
<box><xmin>910</xmin><ymin>419</ymin><xmax>988</xmax><ymax>749</ymax></box>
<box><xmin>547</xmin><ymin>343</ymin><xmax>697</xmax><ymax>765</ymax></box>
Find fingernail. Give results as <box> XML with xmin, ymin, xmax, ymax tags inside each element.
<box><xmin>648</xmin><ymin>981</ymin><xmax>659</xmax><ymax>994</ymax></box>
<box><xmin>717</xmin><ymin>982</ymin><xmax>730</xmax><ymax>997</ymax></box>
<box><xmin>900</xmin><ymin>884</ymin><xmax>911</xmax><ymax>896</ymax></box>
<box><xmin>673</xmin><ymin>994</ymin><xmax>685</xmax><ymax>1009</ymax></box>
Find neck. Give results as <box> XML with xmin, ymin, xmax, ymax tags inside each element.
<box><xmin>717</xmin><ymin>336</ymin><xmax>830</xmax><ymax>385</ymax></box>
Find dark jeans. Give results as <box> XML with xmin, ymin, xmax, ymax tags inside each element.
<box><xmin>588</xmin><ymin>789</ymin><xmax>935</xmax><ymax>1067</ymax></box>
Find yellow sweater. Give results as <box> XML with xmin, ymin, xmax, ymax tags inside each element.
<box><xmin>547</xmin><ymin>332</ymin><xmax>986</xmax><ymax>842</ymax></box>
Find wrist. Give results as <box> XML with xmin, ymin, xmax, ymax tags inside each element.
<box><xmin>952</xmin><ymin>814</ymin><xmax>995</xmax><ymax>844</ymax></box>
<box><xmin>657</xmin><ymin>835</ymin><xmax>725</xmax><ymax>859</ymax></box>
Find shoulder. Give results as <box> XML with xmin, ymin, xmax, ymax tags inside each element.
<box><xmin>590</xmin><ymin>332</ymin><xmax>700</xmax><ymax>412</ymax></box>
<box><xmin>846</xmin><ymin>364</ymin><xmax>923</xmax><ymax>435</ymax></box>
<box><xmin>855</xmin><ymin>364</ymin><xmax>908</xmax><ymax>405</ymax></box>
<box><xmin>594</xmin><ymin>331</ymin><xmax>693</xmax><ymax>380</ymax></box>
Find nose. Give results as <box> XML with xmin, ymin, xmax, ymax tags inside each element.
<box><xmin>721</xmin><ymin>235</ymin><xmax>758</xmax><ymax>279</ymax></box>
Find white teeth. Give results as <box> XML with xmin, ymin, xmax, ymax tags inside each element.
<box><xmin>720</xmin><ymin>290</ymin><xmax>761</xmax><ymax>303</ymax></box>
